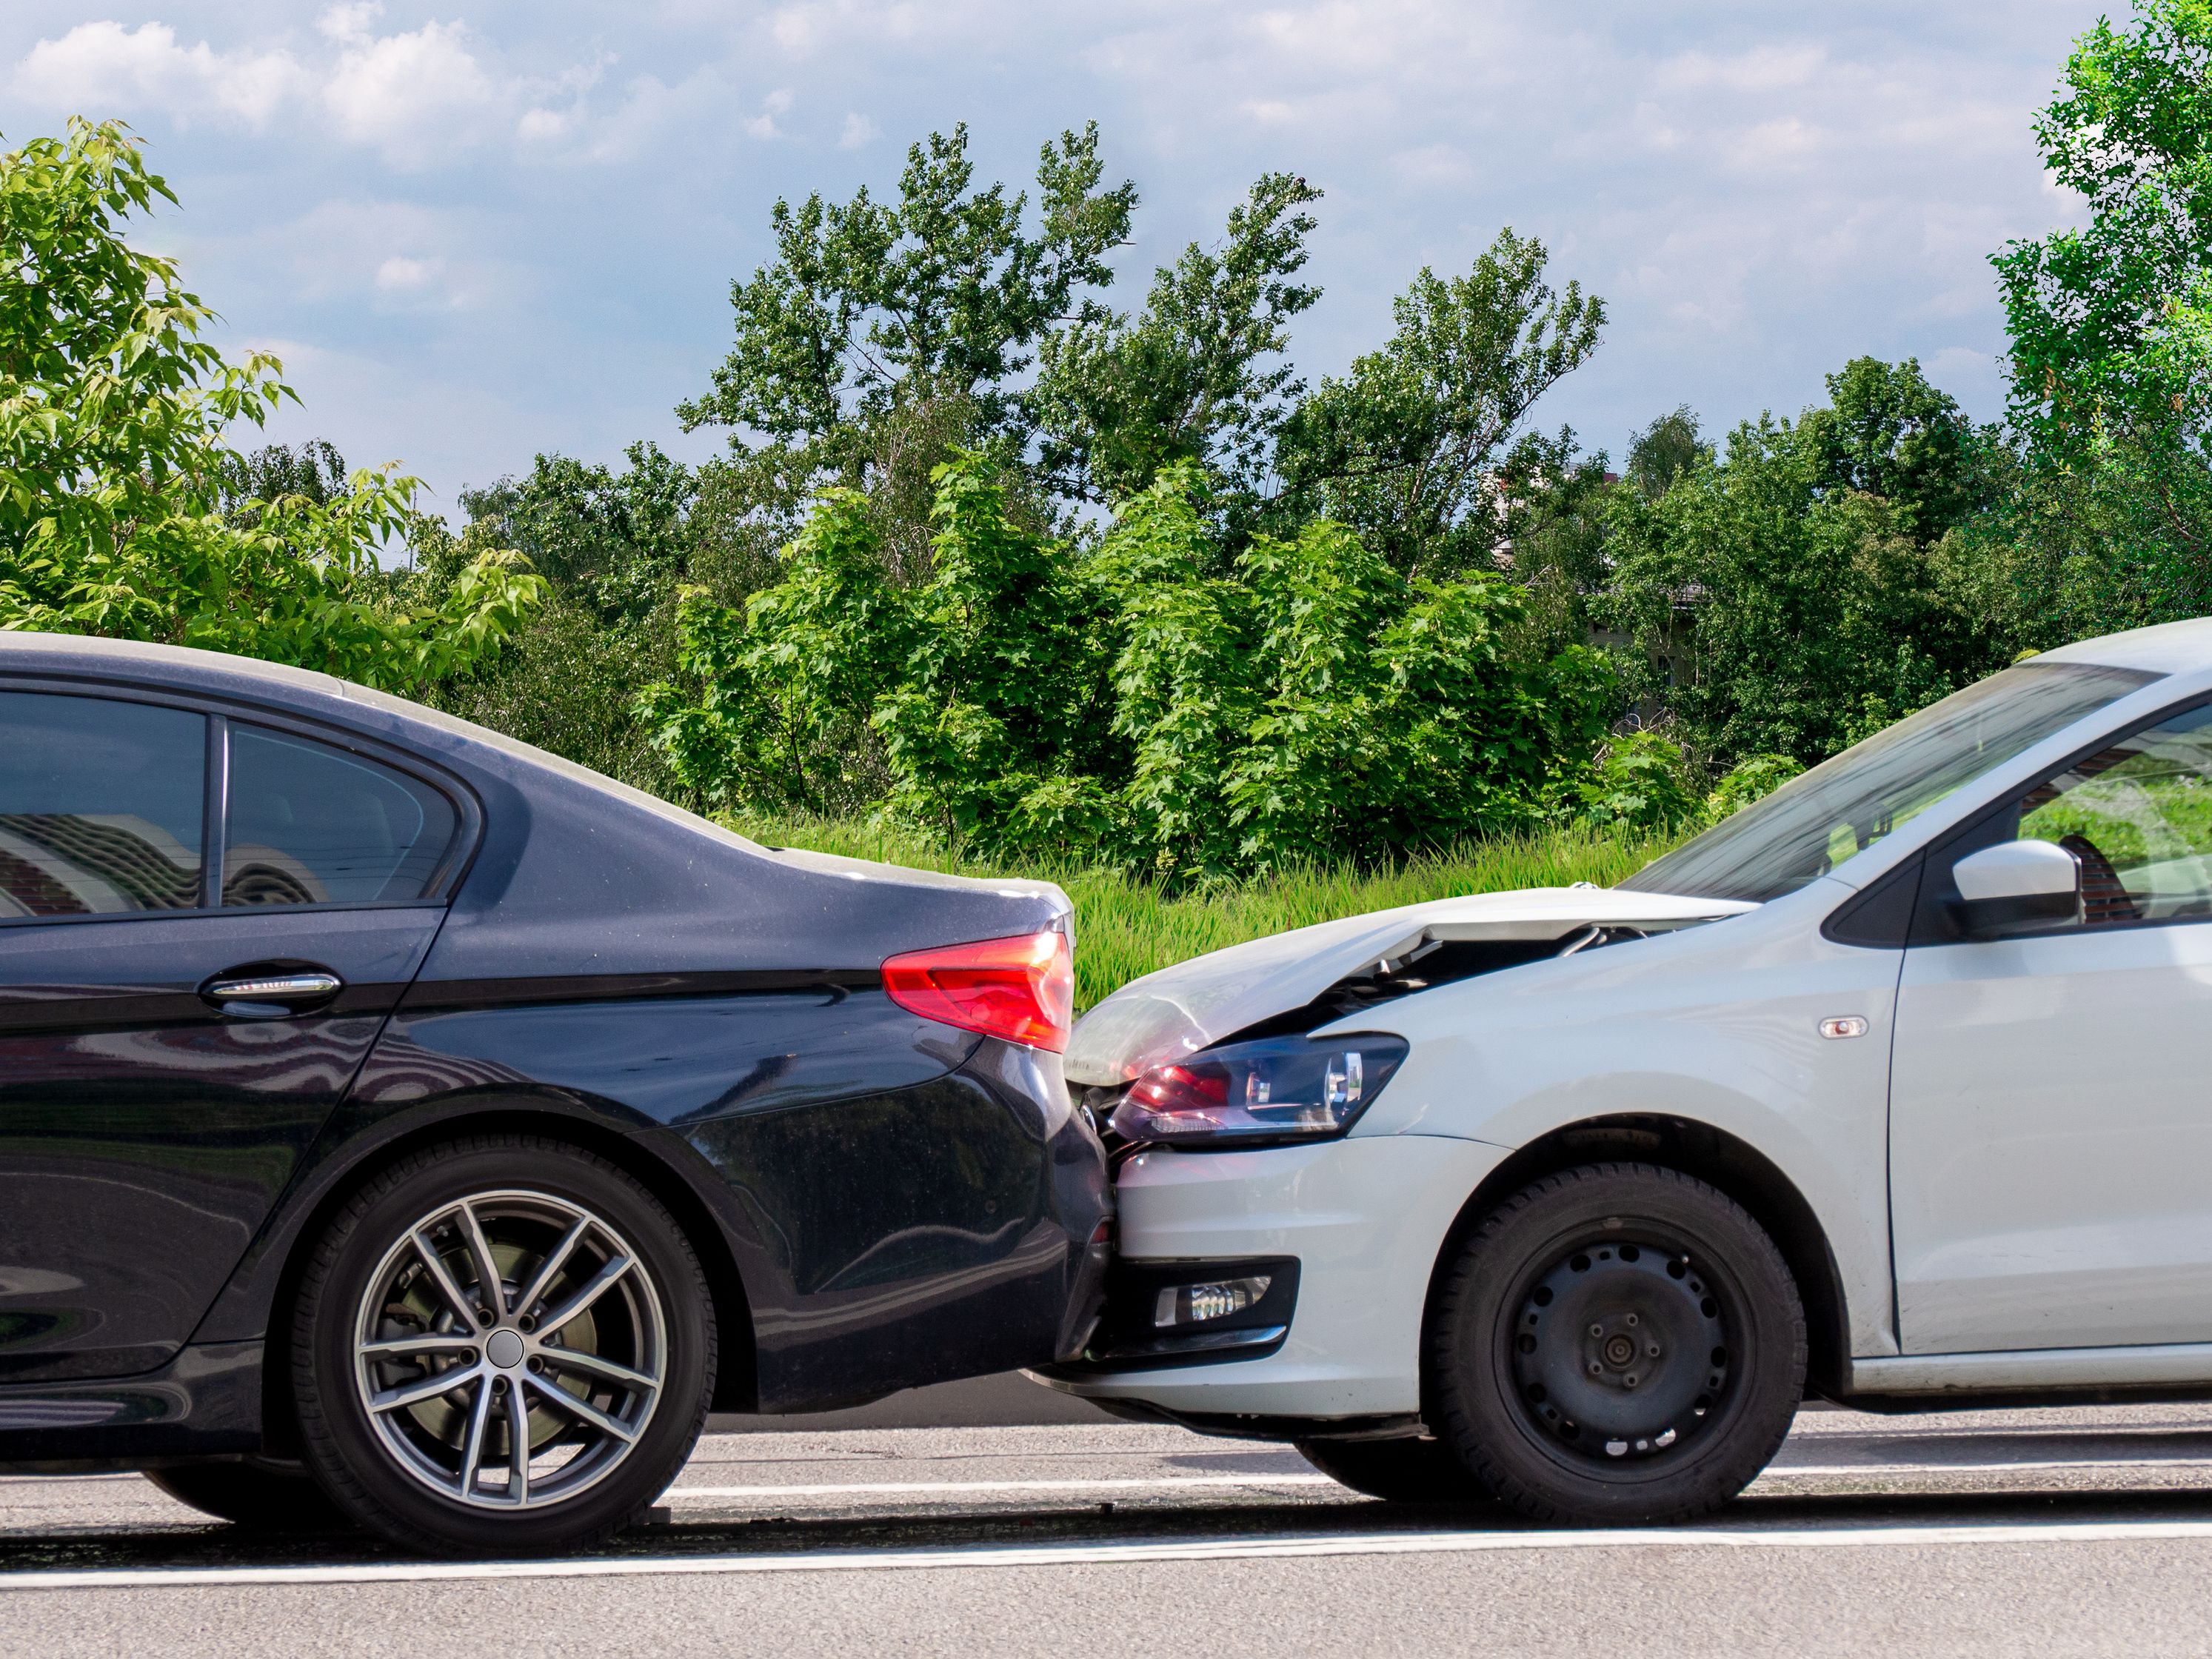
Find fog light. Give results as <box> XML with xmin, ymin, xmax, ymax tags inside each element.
<box><xmin>1154</xmin><ymin>1276</ymin><xmax>1272</xmax><ymax>1328</ymax></box>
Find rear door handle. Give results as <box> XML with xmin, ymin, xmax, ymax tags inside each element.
<box><xmin>201</xmin><ymin>968</ymin><xmax>344</xmax><ymax>1017</ymax></box>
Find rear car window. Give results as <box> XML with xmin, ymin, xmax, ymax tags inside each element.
<box><xmin>0</xmin><ymin>691</ymin><xmax>206</xmax><ymax>916</ymax></box>
<box><xmin>224</xmin><ymin>726</ymin><xmax>457</xmax><ymax>906</ymax></box>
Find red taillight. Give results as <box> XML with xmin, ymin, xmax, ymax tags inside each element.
<box><xmin>881</xmin><ymin>929</ymin><xmax>1075</xmax><ymax>1052</ymax></box>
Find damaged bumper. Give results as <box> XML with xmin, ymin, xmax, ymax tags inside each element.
<box><xmin>1035</xmin><ymin>1132</ymin><xmax>1511</xmax><ymax>1421</ymax></box>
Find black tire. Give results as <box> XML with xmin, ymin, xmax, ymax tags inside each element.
<box><xmin>1295</xmin><ymin>1436</ymin><xmax>1496</xmax><ymax>1505</ymax></box>
<box><xmin>291</xmin><ymin>1135</ymin><xmax>715</xmax><ymax>1558</ymax></box>
<box><xmin>1426</xmin><ymin>1162</ymin><xmax>1804</xmax><ymax>1526</ymax></box>
<box><xmin>145</xmin><ymin>1458</ymin><xmax>354</xmax><ymax>1531</ymax></box>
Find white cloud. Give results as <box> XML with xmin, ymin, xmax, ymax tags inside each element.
<box><xmin>13</xmin><ymin>21</ymin><xmax>304</xmax><ymax>129</ymax></box>
<box><xmin>506</xmin><ymin>66</ymin><xmax>735</xmax><ymax>165</ymax></box>
<box><xmin>374</xmin><ymin>253</ymin><xmax>439</xmax><ymax>292</ymax></box>
<box><xmin>318</xmin><ymin>4</ymin><xmax>385</xmax><ymax>48</ymax></box>
<box><xmin>1654</xmin><ymin>44</ymin><xmax>1828</xmax><ymax>96</ymax></box>
<box><xmin>323</xmin><ymin>18</ymin><xmax>498</xmax><ymax>166</ymax></box>
<box><xmin>1391</xmin><ymin>143</ymin><xmax>1472</xmax><ymax>185</ymax></box>
<box><xmin>839</xmin><ymin>110</ymin><xmax>878</xmax><ymax>150</ymax></box>
<box><xmin>766</xmin><ymin>1</ymin><xmax>952</xmax><ymax>59</ymax></box>
<box><xmin>8</xmin><ymin>9</ymin><xmax>612</xmax><ymax>171</ymax></box>
<box><xmin>741</xmin><ymin>87</ymin><xmax>796</xmax><ymax>141</ymax></box>
<box><xmin>517</xmin><ymin>105</ymin><xmax>572</xmax><ymax>142</ymax></box>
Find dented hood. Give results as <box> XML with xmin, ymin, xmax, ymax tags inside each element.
<box><xmin>1063</xmin><ymin>886</ymin><xmax>1755</xmax><ymax>1086</ymax></box>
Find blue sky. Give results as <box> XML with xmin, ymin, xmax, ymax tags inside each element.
<box><xmin>4</xmin><ymin>1</ymin><xmax>2103</xmax><ymax>519</ymax></box>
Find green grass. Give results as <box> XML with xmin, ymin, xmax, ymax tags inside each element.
<box><xmin>726</xmin><ymin>815</ymin><xmax>1674</xmax><ymax>1011</ymax></box>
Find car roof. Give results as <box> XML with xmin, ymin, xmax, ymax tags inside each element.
<box><xmin>2038</xmin><ymin>617</ymin><xmax>2212</xmax><ymax>675</ymax></box>
<box><xmin>0</xmin><ymin>628</ymin><xmax>589</xmax><ymax>778</ymax></box>
<box><xmin>0</xmin><ymin>628</ymin><xmax>350</xmax><ymax>693</ymax></box>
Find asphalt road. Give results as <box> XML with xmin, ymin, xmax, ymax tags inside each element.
<box><xmin>7</xmin><ymin>1399</ymin><xmax>2212</xmax><ymax>1656</ymax></box>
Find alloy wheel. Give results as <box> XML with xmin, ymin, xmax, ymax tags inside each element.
<box><xmin>350</xmin><ymin>1189</ymin><xmax>666</xmax><ymax>1511</ymax></box>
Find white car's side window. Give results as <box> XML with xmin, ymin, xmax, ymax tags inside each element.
<box><xmin>2010</xmin><ymin>702</ymin><xmax>2212</xmax><ymax>927</ymax></box>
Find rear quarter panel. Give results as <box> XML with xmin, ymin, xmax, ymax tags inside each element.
<box><xmin>193</xmin><ymin>988</ymin><xmax>1108</xmax><ymax>1412</ymax></box>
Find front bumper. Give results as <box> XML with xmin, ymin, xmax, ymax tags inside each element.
<box><xmin>1036</xmin><ymin>1132</ymin><xmax>1509</xmax><ymax>1421</ymax></box>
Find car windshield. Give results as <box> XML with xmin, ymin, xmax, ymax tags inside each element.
<box><xmin>1620</xmin><ymin>661</ymin><xmax>2161</xmax><ymax>903</ymax></box>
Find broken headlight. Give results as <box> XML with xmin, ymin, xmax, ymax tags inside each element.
<box><xmin>1108</xmin><ymin>1033</ymin><xmax>1410</xmax><ymax>1148</ymax></box>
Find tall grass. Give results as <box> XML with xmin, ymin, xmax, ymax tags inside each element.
<box><xmin>727</xmin><ymin>815</ymin><xmax>1674</xmax><ymax>1011</ymax></box>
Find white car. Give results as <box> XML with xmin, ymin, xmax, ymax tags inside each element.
<box><xmin>1044</xmin><ymin>618</ymin><xmax>2212</xmax><ymax>1523</ymax></box>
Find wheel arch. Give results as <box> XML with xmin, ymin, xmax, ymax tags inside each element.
<box><xmin>1418</xmin><ymin>1115</ymin><xmax>1851</xmax><ymax>1403</ymax></box>
<box><xmin>258</xmin><ymin>1105</ymin><xmax>759</xmax><ymax>1452</ymax></box>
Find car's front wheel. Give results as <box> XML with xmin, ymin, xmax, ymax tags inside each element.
<box><xmin>1426</xmin><ymin>1162</ymin><xmax>1804</xmax><ymax>1526</ymax></box>
<box><xmin>291</xmin><ymin>1135</ymin><xmax>715</xmax><ymax>1557</ymax></box>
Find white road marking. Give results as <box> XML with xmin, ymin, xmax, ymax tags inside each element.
<box><xmin>658</xmin><ymin>1457</ymin><xmax>2212</xmax><ymax>1502</ymax></box>
<box><xmin>1765</xmin><ymin>1457</ymin><xmax>2212</xmax><ymax>1478</ymax></box>
<box><xmin>12</xmin><ymin>1518</ymin><xmax>2212</xmax><ymax>1593</ymax></box>
<box><xmin>666</xmin><ymin>1475</ymin><xmax>1333</xmax><ymax>1499</ymax></box>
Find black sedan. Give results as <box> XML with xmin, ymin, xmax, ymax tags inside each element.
<box><xmin>0</xmin><ymin>632</ymin><xmax>1110</xmax><ymax>1555</ymax></box>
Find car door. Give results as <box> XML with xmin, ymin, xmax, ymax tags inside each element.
<box><xmin>0</xmin><ymin>688</ymin><xmax>466</xmax><ymax>1382</ymax></box>
<box><xmin>1889</xmin><ymin>697</ymin><xmax>2212</xmax><ymax>1354</ymax></box>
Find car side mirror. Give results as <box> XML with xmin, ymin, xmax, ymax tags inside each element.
<box><xmin>1948</xmin><ymin>838</ymin><xmax>2082</xmax><ymax>938</ymax></box>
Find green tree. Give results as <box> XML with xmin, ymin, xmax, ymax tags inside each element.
<box><xmin>1571</xmin><ymin>731</ymin><xmax>1701</xmax><ymax>833</ymax></box>
<box><xmin>1275</xmin><ymin>229</ymin><xmax>1606</xmax><ymax>577</ymax></box>
<box><xmin>1992</xmin><ymin>0</ymin><xmax>2212</xmax><ymax>627</ymax></box>
<box><xmin>641</xmin><ymin>453</ymin><xmax>1107</xmax><ymax>834</ymax></box>
<box><xmin>221</xmin><ymin>439</ymin><xmax>350</xmax><ymax>510</ymax></box>
<box><xmin>678</xmin><ymin>124</ymin><xmax>1136</xmax><ymax>503</ymax></box>
<box><xmin>1085</xmin><ymin>467</ymin><xmax>1269</xmax><ymax>872</ymax></box>
<box><xmin>423</xmin><ymin>442</ymin><xmax>734</xmax><ymax>795</ymax></box>
<box><xmin>1801</xmin><ymin>356</ymin><xmax>1984</xmax><ymax>541</ymax></box>
<box><xmin>1625</xmin><ymin>407</ymin><xmax>1705</xmax><ymax>498</ymax></box>
<box><xmin>874</xmin><ymin>453</ymin><xmax>1112</xmax><ymax>841</ymax></box>
<box><xmin>0</xmin><ymin>118</ymin><xmax>541</xmax><ymax>692</ymax></box>
<box><xmin>1217</xmin><ymin>513</ymin><xmax>1614</xmax><ymax>868</ymax></box>
<box><xmin>1031</xmin><ymin>172</ymin><xmax>1323</xmax><ymax>512</ymax></box>
<box><xmin>638</xmin><ymin>487</ymin><xmax>915</xmax><ymax>815</ymax></box>
<box><xmin>1599</xmin><ymin>359</ymin><xmax>2009</xmax><ymax>767</ymax></box>
<box><xmin>458</xmin><ymin>442</ymin><xmax>696</xmax><ymax>625</ymax></box>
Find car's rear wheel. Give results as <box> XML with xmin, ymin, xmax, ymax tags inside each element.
<box><xmin>145</xmin><ymin>1458</ymin><xmax>353</xmax><ymax>1530</ymax></box>
<box><xmin>1427</xmin><ymin>1162</ymin><xmax>1804</xmax><ymax>1526</ymax></box>
<box><xmin>292</xmin><ymin>1135</ymin><xmax>715</xmax><ymax>1557</ymax></box>
<box><xmin>1294</xmin><ymin>1436</ymin><xmax>1496</xmax><ymax>1505</ymax></box>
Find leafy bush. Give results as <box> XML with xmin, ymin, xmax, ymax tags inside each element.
<box><xmin>1570</xmin><ymin>731</ymin><xmax>1700</xmax><ymax>832</ymax></box>
<box><xmin>643</xmin><ymin>453</ymin><xmax>1618</xmax><ymax>877</ymax></box>
<box><xmin>1703</xmin><ymin>752</ymin><xmax>1804</xmax><ymax>822</ymax></box>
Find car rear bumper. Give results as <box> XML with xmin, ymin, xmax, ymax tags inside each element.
<box><xmin>1037</xmin><ymin>1133</ymin><xmax>1510</xmax><ymax>1421</ymax></box>
<box><xmin>646</xmin><ymin>1033</ymin><xmax>1112</xmax><ymax>1415</ymax></box>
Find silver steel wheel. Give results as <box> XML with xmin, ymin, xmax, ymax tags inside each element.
<box><xmin>351</xmin><ymin>1188</ymin><xmax>666</xmax><ymax>1511</ymax></box>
